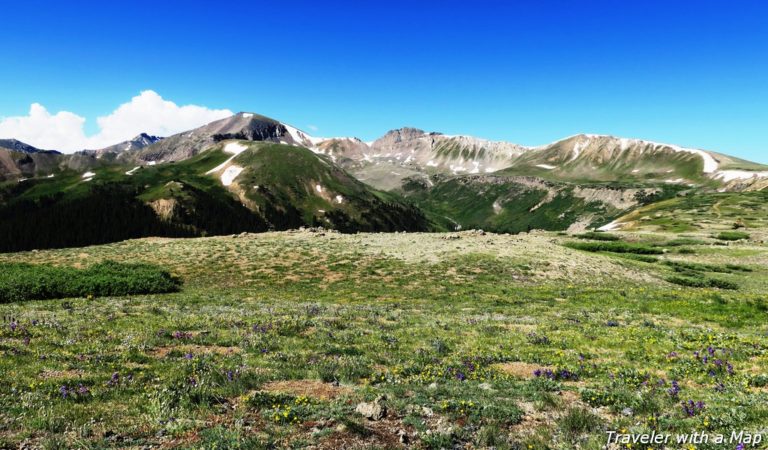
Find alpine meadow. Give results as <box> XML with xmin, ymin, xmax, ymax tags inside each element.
<box><xmin>2</xmin><ymin>1</ymin><xmax>768</xmax><ymax>449</ymax></box>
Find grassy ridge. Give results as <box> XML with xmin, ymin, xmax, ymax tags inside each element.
<box><xmin>0</xmin><ymin>261</ymin><xmax>180</xmax><ymax>303</ymax></box>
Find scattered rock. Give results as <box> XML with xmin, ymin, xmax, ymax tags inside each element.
<box><xmin>405</xmin><ymin>404</ymin><xmax>434</xmax><ymax>417</ymax></box>
<box><xmin>427</xmin><ymin>417</ymin><xmax>454</xmax><ymax>437</ymax></box>
<box><xmin>397</xmin><ymin>429</ymin><xmax>409</xmax><ymax>444</ymax></box>
<box><xmin>355</xmin><ymin>395</ymin><xmax>387</xmax><ymax>421</ymax></box>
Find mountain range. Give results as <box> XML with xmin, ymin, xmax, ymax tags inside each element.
<box><xmin>1</xmin><ymin>112</ymin><xmax>767</xmax><ymax>252</ymax></box>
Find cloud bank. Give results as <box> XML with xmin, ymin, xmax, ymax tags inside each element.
<box><xmin>0</xmin><ymin>91</ymin><xmax>233</xmax><ymax>152</ymax></box>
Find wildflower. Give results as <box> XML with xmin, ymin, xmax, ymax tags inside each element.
<box><xmin>9</xmin><ymin>321</ymin><xmax>17</xmax><ymax>332</ymax></box>
<box><xmin>681</xmin><ymin>399</ymin><xmax>705</xmax><ymax>417</ymax></box>
<box><xmin>253</xmin><ymin>323</ymin><xmax>273</xmax><ymax>334</ymax></box>
<box><xmin>668</xmin><ymin>380</ymin><xmax>681</xmax><ymax>398</ymax></box>
<box><xmin>107</xmin><ymin>372</ymin><xmax>120</xmax><ymax>387</ymax></box>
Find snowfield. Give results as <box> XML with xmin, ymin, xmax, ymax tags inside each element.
<box><xmin>220</xmin><ymin>165</ymin><xmax>244</xmax><ymax>186</ymax></box>
<box><xmin>205</xmin><ymin>142</ymin><xmax>248</xmax><ymax>177</ymax></box>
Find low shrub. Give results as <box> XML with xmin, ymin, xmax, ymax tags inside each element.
<box><xmin>616</xmin><ymin>254</ymin><xmax>659</xmax><ymax>263</ymax></box>
<box><xmin>715</xmin><ymin>231</ymin><xmax>750</xmax><ymax>241</ymax></box>
<box><xmin>564</xmin><ymin>241</ymin><xmax>663</xmax><ymax>255</ymax></box>
<box><xmin>666</xmin><ymin>275</ymin><xmax>738</xmax><ymax>290</ymax></box>
<box><xmin>575</xmin><ymin>232</ymin><xmax>621</xmax><ymax>242</ymax></box>
<box><xmin>0</xmin><ymin>261</ymin><xmax>181</xmax><ymax>303</ymax></box>
<box><xmin>658</xmin><ymin>238</ymin><xmax>708</xmax><ymax>247</ymax></box>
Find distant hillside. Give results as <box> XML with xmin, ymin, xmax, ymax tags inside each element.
<box><xmin>599</xmin><ymin>190</ymin><xmax>768</xmax><ymax>233</ymax></box>
<box><xmin>401</xmin><ymin>174</ymin><xmax>681</xmax><ymax>233</ymax></box>
<box><xmin>0</xmin><ymin>141</ymin><xmax>430</xmax><ymax>252</ymax></box>
<box><xmin>2</xmin><ymin>112</ymin><xmax>767</xmax><ymax>250</ymax></box>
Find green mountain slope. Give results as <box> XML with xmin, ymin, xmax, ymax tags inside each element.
<box><xmin>0</xmin><ymin>141</ymin><xmax>431</xmax><ymax>252</ymax></box>
<box><xmin>401</xmin><ymin>174</ymin><xmax>683</xmax><ymax>233</ymax></box>
<box><xmin>603</xmin><ymin>190</ymin><xmax>768</xmax><ymax>233</ymax></box>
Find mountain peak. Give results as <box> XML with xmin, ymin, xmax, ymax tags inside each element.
<box><xmin>0</xmin><ymin>139</ymin><xmax>43</xmax><ymax>153</ymax></box>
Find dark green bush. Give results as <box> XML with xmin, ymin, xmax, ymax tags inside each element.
<box><xmin>657</xmin><ymin>238</ymin><xmax>708</xmax><ymax>247</ymax></box>
<box><xmin>715</xmin><ymin>231</ymin><xmax>750</xmax><ymax>241</ymax></box>
<box><xmin>663</xmin><ymin>260</ymin><xmax>752</xmax><ymax>275</ymax></box>
<box><xmin>616</xmin><ymin>254</ymin><xmax>659</xmax><ymax>263</ymax></box>
<box><xmin>0</xmin><ymin>261</ymin><xmax>181</xmax><ymax>303</ymax></box>
<box><xmin>666</xmin><ymin>275</ymin><xmax>738</xmax><ymax>290</ymax></box>
<box><xmin>575</xmin><ymin>232</ymin><xmax>621</xmax><ymax>242</ymax></box>
<box><xmin>564</xmin><ymin>241</ymin><xmax>663</xmax><ymax>255</ymax></box>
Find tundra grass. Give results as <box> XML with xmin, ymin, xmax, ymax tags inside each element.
<box><xmin>0</xmin><ymin>233</ymin><xmax>767</xmax><ymax>449</ymax></box>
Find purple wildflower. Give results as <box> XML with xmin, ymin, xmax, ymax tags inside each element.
<box><xmin>682</xmin><ymin>399</ymin><xmax>705</xmax><ymax>417</ymax></box>
<box><xmin>668</xmin><ymin>380</ymin><xmax>681</xmax><ymax>398</ymax></box>
<box><xmin>107</xmin><ymin>372</ymin><xmax>120</xmax><ymax>387</ymax></box>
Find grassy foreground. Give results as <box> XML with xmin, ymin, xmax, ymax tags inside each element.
<box><xmin>0</xmin><ymin>230</ymin><xmax>767</xmax><ymax>449</ymax></box>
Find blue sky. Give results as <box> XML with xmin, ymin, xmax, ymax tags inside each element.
<box><xmin>1</xmin><ymin>0</ymin><xmax>767</xmax><ymax>161</ymax></box>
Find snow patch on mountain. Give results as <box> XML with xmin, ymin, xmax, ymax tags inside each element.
<box><xmin>598</xmin><ymin>220</ymin><xmax>622</xmax><ymax>231</ymax></box>
<box><xmin>205</xmin><ymin>142</ymin><xmax>248</xmax><ymax>176</ymax></box>
<box><xmin>220</xmin><ymin>165</ymin><xmax>244</xmax><ymax>186</ymax></box>
<box><xmin>714</xmin><ymin>170</ymin><xmax>768</xmax><ymax>182</ymax></box>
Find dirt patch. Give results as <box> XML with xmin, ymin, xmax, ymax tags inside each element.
<box><xmin>261</xmin><ymin>380</ymin><xmax>352</xmax><ymax>401</ymax></box>
<box><xmin>150</xmin><ymin>345</ymin><xmax>242</xmax><ymax>358</ymax></box>
<box><xmin>510</xmin><ymin>401</ymin><xmax>555</xmax><ymax>436</ymax></box>
<box><xmin>494</xmin><ymin>362</ymin><xmax>552</xmax><ymax>379</ymax></box>
<box><xmin>39</xmin><ymin>369</ymin><xmax>83</xmax><ymax>380</ymax></box>
<box><xmin>314</xmin><ymin>417</ymin><xmax>408</xmax><ymax>450</ymax></box>
<box><xmin>560</xmin><ymin>390</ymin><xmax>581</xmax><ymax>404</ymax></box>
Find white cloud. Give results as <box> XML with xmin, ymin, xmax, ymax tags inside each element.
<box><xmin>0</xmin><ymin>90</ymin><xmax>233</xmax><ymax>152</ymax></box>
<box><xmin>0</xmin><ymin>103</ymin><xmax>87</xmax><ymax>151</ymax></box>
<box><xmin>307</xmin><ymin>124</ymin><xmax>319</xmax><ymax>132</ymax></box>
